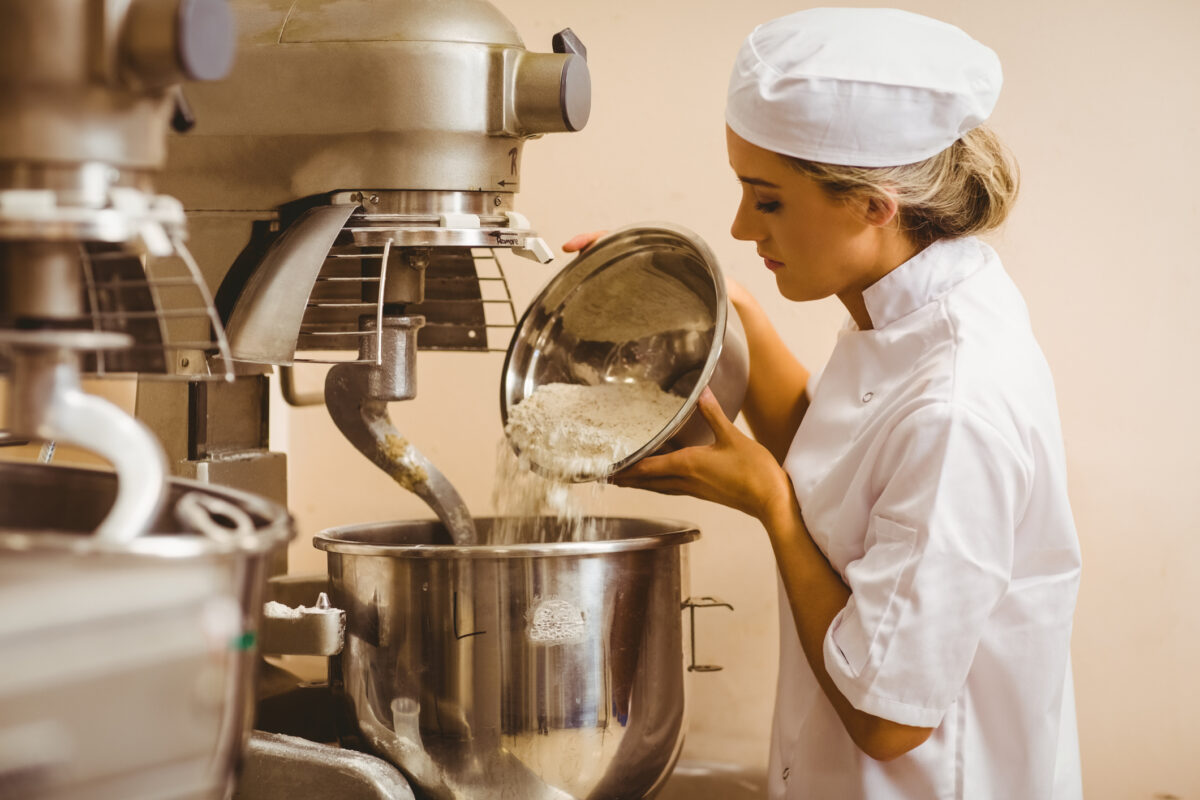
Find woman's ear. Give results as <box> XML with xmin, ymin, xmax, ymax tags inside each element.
<box><xmin>862</xmin><ymin>192</ymin><xmax>900</xmax><ymax>228</ymax></box>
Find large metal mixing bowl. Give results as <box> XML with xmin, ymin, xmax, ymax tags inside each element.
<box><xmin>0</xmin><ymin>461</ymin><xmax>293</xmax><ymax>800</ymax></box>
<box><xmin>501</xmin><ymin>223</ymin><xmax>748</xmax><ymax>479</ymax></box>
<box><xmin>314</xmin><ymin>517</ymin><xmax>700</xmax><ymax>800</ymax></box>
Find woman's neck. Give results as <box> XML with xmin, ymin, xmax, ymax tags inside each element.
<box><xmin>838</xmin><ymin>234</ymin><xmax>924</xmax><ymax>331</ymax></box>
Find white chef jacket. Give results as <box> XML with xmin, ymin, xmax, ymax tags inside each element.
<box><xmin>770</xmin><ymin>236</ymin><xmax>1082</xmax><ymax>799</ymax></box>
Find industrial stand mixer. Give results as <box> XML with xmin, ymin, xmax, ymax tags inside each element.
<box><xmin>0</xmin><ymin>1</ymin><xmax>293</xmax><ymax>798</ymax></box>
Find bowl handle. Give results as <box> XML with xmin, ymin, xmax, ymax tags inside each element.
<box><xmin>682</xmin><ymin>596</ymin><xmax>735</xmax><ymax>673</ymax></box>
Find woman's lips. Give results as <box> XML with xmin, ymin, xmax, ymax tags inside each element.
<box><xmin>763</xmin><ymin>257</ymin><xmax>785</xmax><ymax>271</ymax></box>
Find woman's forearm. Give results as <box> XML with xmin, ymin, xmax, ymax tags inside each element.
<box><xmin>760</xmin><ymin>491</ymin><xmax>933</xmax><ymax>761</ymax></box>
<box><xmin>730</xmin><ymin>286</ymin><xmax>810</xmax><ymax>462</ymax></box>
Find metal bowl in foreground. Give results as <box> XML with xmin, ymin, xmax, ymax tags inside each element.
<box><xmin>0</xmin><ymin>461</ymin><xmax>293</xmax><ymax>800</ymax></box>
<box><xmin>314</xmin><ymin>517</ymin><xmax>700</xmax><ymax>800</ymax></box>
<box><xmin>501</xmin><ymin>223</ymin><xmax>748</xmax><ymax>480</ymax></box>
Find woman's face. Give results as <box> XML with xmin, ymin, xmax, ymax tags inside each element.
<box><xmin>726</xmin><ymin>126</ymin><xmax>887</xmax><ymax>304</ymax></box>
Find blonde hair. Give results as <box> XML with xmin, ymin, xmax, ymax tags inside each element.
<box><xmin>784</xmin><ymin>126</ymin><xmax>1020</xmax><ymax>249</ymax></box>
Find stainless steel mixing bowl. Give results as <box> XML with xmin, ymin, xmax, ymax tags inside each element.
<box><xmin>0</xmin><ymin>461</ymin><xmax>293</xmax><ymax>800</ymax></box>
<box><xmin>314</xmin><ymin>517</ymin><xmax>700</xmax><ymax>800</ymax></box>
<box><xmin>501</xmin><ymin>223</ymin><xmax>748</xmax><ymax>479</ymax></box>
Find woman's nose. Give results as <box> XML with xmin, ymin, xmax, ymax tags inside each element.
<box><xmin>730</xmin><ymin>198</ymin><xmax>759</xmax><ymax>242</ymax></box>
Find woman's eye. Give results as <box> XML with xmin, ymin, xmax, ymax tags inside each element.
<box><xmin>754</xmin><ymin>200</ymin><xmax>781</xmax><ymax>214</ymax></box>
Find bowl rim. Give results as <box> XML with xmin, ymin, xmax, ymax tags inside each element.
<box><xmin>313</xmin><ymin>515</ymin><xmax>700</xmax><ymax>558</ymax></box>
<box><xmin>499</xmin><ymin>221</ymin><xmax>729</xmax><ymax>481</ymax></box>
<box><xmin>0</xmin><ymin>462</ymin><xmax>294</xmax><ymax>559</ymax></box>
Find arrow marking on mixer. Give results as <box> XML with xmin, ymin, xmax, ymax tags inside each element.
<box><xmin>453</xmin><ymin>592</ymin><xmax>486</xmax><ymax>640</ymax></box>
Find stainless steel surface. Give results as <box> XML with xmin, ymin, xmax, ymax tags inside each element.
<box><xmin>142</xmin><ymin>0</ymin><xmax>589</xmax><ymax>552</ymax></box>
<box><xmin>134</xmin><ymin>374</ymin><xmax>291</xmax><ymax>562</ymax></box>
<box><xmin>0</xmin><ymin>0</ymin><xmax>232</xmax><ymax>173</ymax></box>
<box><xmin>0</xmin><ymin>461</ymin><xmax>293</xmax><ymax>800</ymax></box>
<box><xmin>324</xmin><ymin>319</ymin><xmax>478</xmax><ymax>546</ymax></box>
<box><xmin>0</xmin><ymin>241</ymin><xmax>82</xmax><ymax>319</ymax></box>
<box><xmin>314</xmin><ymin>517</ymin><xmax>699</xmax><ymax>800</ymax></box>
<box><xmin>160</xmin><ymin>1</ymin><xmax>590</xmax><ymax>211</ymax></box>
<box><xmin>224</xmin><ymin>196</ymin><xmax>530</xmax><ymax>367</ymax></box>
<box><xmin>0</xmin><ymin>0</ymin><xmax>237</xmax><ymax>546</ymax></box>
<box><xmin>224</xmin><ymin>203</ymin><xmax>359</xmax><ymax>365</ymax></box>
<box><xmin>656</xmin><ymin>761</ymin><xmax>769</xmax><ymax>800</ymax></box>
<box><xmin>297</xmin><ymin>238</ymin><xmax>519</xmax><ymax>358</ymax></box>
<box><xmin>502</xmin><ymin>222</ymin><xmax>750</xmax><ymax>479</ymax></box>
<box><xmin>233</xmin><ymin>732</ymin><xmax>416</xmax><ymax>800</ymax></box>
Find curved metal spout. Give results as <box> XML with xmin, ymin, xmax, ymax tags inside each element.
<box><xmin>324</xmin><ymin>351</ymin><xmax>476</xmax><ymax>546</ymax></box>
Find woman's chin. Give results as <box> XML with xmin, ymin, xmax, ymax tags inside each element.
<box><xmin>775</xmin><ymin>277</ymin><xmax>826</xmax><ymax>303</ymax></box>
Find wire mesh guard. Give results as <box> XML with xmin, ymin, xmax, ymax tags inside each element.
<box><xmin>294</xmin><ymin>242</ymin><xmax>518</xmax><ymax>364</ymax></box>
<box><xmin>77</xmin><ymin>238</ymin><xmax>233</xmax><ymax>380</ymax></box>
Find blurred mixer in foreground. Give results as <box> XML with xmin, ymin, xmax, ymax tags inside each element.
<box><xmin>0</xmin><ymin>2</ymin><xmax>294</xmax><ymax>798</ymax></box>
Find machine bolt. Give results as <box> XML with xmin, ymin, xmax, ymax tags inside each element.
<box><xmin>493</xmin><ymin>196</ymin><xmax>502</xmax><ymax>207</ymax></box>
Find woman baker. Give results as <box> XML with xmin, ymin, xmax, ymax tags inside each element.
<box><xmin>576</xmin><ymin>8</ymin><xmax>1083</xmax><ymax>798</ymax></box>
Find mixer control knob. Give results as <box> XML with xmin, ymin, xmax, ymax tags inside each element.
<box><xmin>513</xmin><ymin>38</ymin><xmax>592</xmax><ymax>135</ymax></box>
<box><xmin>122</xmin><ymin>0</ymin><xmax>235</xmax><ymax>89</ymax></box>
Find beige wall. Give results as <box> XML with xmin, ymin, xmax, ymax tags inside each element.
<box><xmin>8</xmin><ymin>1</ymin><xmax>1194</xmax><ymax>796</ymax></box>
<box><xmin>284</xmin><ymin>0</ymin><xmax>1200</xmax><ymax>796</ymax></box>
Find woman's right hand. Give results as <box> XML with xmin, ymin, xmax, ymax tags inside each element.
<box><xmin>610</xmin><ymin>388</ymin><xmax>794</xmax><ymax>522</ymax></box>
<box><xmin>562</xmin><ymin>230</ymin><xmax>608</xmax><ymax>254</ymax></box>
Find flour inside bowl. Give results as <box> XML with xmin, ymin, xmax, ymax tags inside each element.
<box><xmin>505</xmin><ymin>382</ymin><xmax>684</xmax><ymax>480</ymax></box>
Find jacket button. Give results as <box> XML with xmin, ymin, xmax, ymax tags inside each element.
<box><xmin>862</xmin><ymin>391</ymin><xmax>874</xmax><ymax>403</ymax></box>
<box><xmin>782</xmin><ymin>767</ymin><xmax>790</xmax><ymax>780</ymax></box>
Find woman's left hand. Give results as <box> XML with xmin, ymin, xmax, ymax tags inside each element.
<box><xmin>610</xmin><ymin>387</ymin><xmax>794</xmax><ymax>521</ymax></box>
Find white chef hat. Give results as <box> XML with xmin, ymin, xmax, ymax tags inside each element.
<box><xmin>725</xmin><ymin>8</ymin><xmax>1002</xmax><ymax>167</ymax></box>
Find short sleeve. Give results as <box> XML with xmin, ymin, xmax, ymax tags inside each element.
<box><xmin>822</xmin><ymin>401</ymin><xmax>1030</xmax><ymax>727</ymax></box>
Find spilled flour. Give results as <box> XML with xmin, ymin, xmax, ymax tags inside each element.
<box><xmin>492</xmin><ymin>381</ymin><xmax>685</xmax><ymax>544</ymax></box>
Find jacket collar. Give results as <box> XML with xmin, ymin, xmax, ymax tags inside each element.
<box><xmin>860</xmin><ymin>236</ymin><xmax>991</xmax><ymax>330</ymax></box>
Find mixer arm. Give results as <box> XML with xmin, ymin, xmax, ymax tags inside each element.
<box><xmin>8</xmin><ymin>341</ymin><xmax>167</xmax><ymax>543</ymax></box>
<box><xmin>324</xmin><ymin>361</ymin><xmax>476</xmax><ymax>545</ymax></box>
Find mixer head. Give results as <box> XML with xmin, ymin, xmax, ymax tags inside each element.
<box><xmin>0</xmin><ymin>0</ymin><xmax>239</xmax><ymax>383</ymax></box>
<box><xmin>152</xmin><ymin>0</ymin><xmax>593</xmax><ymax>536</ymax></box>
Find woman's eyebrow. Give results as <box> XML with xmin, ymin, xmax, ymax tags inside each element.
<box><xmin>738</xmin><ymin>175</ymin><xmax>781</xmax><ymax>188</ymax></box>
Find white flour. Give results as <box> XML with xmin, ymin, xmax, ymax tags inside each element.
<box><xmin>492</xmin><ymin>381</ymin><xmax>685</xmax><ymax>544</ymax></box>
<box><xmin>505</xmin><ymin>382</ymin><xmax>684</xmax><ymax>480</ymax></box>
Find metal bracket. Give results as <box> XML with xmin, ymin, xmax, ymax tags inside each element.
<box><xmin>682</xmin><ymin>596</ymin><xmax>734</xmax><ymax>673</ymax></box>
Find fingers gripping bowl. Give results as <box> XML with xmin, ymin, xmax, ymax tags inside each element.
<box><xmin>501</xmin><ymin>223</ymin><xmax>749</xmax><ymax>480</ymax></box>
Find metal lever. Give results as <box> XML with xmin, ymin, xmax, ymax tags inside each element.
<box><xmin>552</xmin><ymin>28</ymin><xmax>587</xmax><ymax>61</ymax></box>
<box><xmin>682</xmin><ymin>596</ymin><xmax>735</xmax><ymax>672</ymax></box>
<box><xmin>171</xmin><ymin>88</ymin><xmax>196</xmax><ymax>133</ymax></box>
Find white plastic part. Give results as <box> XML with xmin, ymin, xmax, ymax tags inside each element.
<box><xmin>438</xmin><ymin>212</ymin><xmax>481</xmax><ymax>228</ymax></box>
<box><xmin>0</xmin><ymin>189</ymin><xmax>57</xmax><ymax>215</ymax></box>
<box><xmin>512</xmin><ymin>236</ymin><xmax>554</xmax><ymax>264</ymax></box>
<box><xmin>503</xmin><ymin>210</ymin><xmax>532</xmax><ymax>230</ymax></box>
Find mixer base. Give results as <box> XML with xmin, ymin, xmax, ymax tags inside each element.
<box><xmin>233</xmin><ymin>732</ymin><xmax>416</xmax><ymax>800</ymax></box>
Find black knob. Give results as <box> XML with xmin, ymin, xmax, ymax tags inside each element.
<box><xmin>552</xmin><ymin>28</ymin><xmax>587</xmax><ymax>61</ymax></box>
